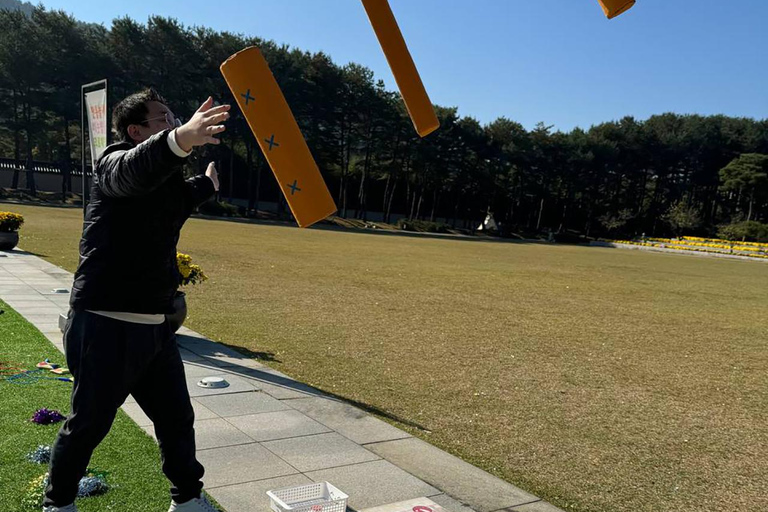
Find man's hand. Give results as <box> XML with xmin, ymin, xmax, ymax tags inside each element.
<box><xmin>175</xmin><ymin>97</ymin><xmax>230</xmax><ymax>153</ymax></box>
<box><xmin>206</xmin><ymin>162</ymin><xmax>220</xmax><ymax>192</ymax></box>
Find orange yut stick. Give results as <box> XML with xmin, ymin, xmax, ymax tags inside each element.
<box><xmin>360</xmin><ymin>0</ymin><xmax>439</xmax><ymax>138</ymax></box>
<box><xmin>597</xmin><ymin>0</ymin><xmax>636</xmax><ymax>19</ymax></box>
<box><xmin>219</xmin><ymin>47</ymin><xmax>337</xmax><ymax>228</ymax></box>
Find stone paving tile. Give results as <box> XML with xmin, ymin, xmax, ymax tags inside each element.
<box><xmin>195</xmin><ymin>391</ymin><xmax>290</xmax><ymax>418</ymax></box>
<box><xmin>183</xmin><ymin>361</ymin><xmax>234</xmax><ymax>378</ymax></box>
<box><xmin>28</xmin><ymin>287</ymin><xmax>66</xmax><ymax>296</ymax></box>
<box><xmin>203</xmin><ymin>355</ymin><xmax>267</xmax><ymax>371</ymax></box>
<box><xmin>366</xmin><ymin>438</ymin><xmax>538</xmax><ymax>512</ymax></box>
<box><xmin>141</xmin><ymin>425</ymin><xmax>156</xmax><ymax>440</ymax></box>
<box><xmin>288</xmin><ymin>396</ymin><xmax>412</xmax><ymax>445</ymax></box>
<box><xmin>233</xmin><ymin>367</ymin><xmax>329</xmax><ymax>400</ymax></box>
<box><xmin>194</xmin><ymin>418</ymin><xmax>254</xmax><ymax>450</ymax></box>
<box><xmin>23</xmin><ymin>314</ymin><xmax>61</xmax><ymax>325</ymax></box>
<box><xmin>176</xmin><ymin>331</ymin><xmax>217</xmax><ymax>346</ymax></box>
<box><xmin>181</xmin><ymin>343</ymin><xmax>267</xmax><ymax>371</ymax></box>
<box><xmin>20</xmin><ymin>280</ymin><xmax>63</xmax><ymax>288</ymax></box>
<box><xmin>13</xmin><ymin>307</ymin><xmax>66</xmax><ymax>316</ymax></box>
<box><xmin>262</xmin><ymin>433</ymin><xmax>380</xmax><ymax>473</ymax></box>
<box><xmin>0</xmin><ymin>286</ymin><xmax>43</xmax><ymax>295</ymax></box>
<box><xmin>207</xmin><ymin>474</ymin><xmax>314</xmax><ymax>512</ymax></box>
<box><xmin>196</xmin><ymin>443</ymin><xmax>299</xmax><ymax>488</ymax></box>
<box><xmin>1</xmin><ymin>291</ymin><xmax>47</xmax><ymax>297</ymax></box>
<box><xmin>39</xmin><ymin>297</ymin><xmax>71</xmax><ymax>305</ymax></box>
<box><xmin>179</xmin><ymin>339</ymin><xmax>243</xmax><ymax>357</ymax></box>
<box><xmin>429</xmin><ymin>494</ymin><xmax>479</xmax><ymax>512</ymax></box>
<box><xmin>121</xmin><ymin>402</ymin><xmax>152</xmax><ymax>427</ymax></box>
<box><xmin>123</xmin><ymin>399</ymin><xmax>218</xmax><ymax>427</ymax></box>
<box><xmin>508</xmin><ymin>501</ymin><xmax>564</xmax><ymax>512</ymax></box>
<box><xmin>190</xmin><ymin>399</ymin><xmax>221</xmax><ymax>421</ymax></box>
<box><xmin>33</xmin><ymin>322</ymin><xmax>62</xmax><ymax>333</ymax></box>
<box><xmin>179</xmin><ymin>348</ymin><xmax>206</xmax><ymax>362</ymax></box>
<box><xmin>360</xmin><ymin>497</ymin><xmax>459</xmax><ymax>512</ymax></box>
<box><xmin>2</xmin><ymin>299</ymin><xmax>56</xmax><ymax>308</ymax></box>
<box><xmin>305</xmin><ymin>459</ymin><xmax>440</xmax><ymax>510</ymax></box>
<box><xmin>227</xmin><ymin>410</ymin><xmax>332</xmax><ymax>442</ymax></box>
<box><xmin>6</xmin><ymin>274</ymin><xmax>47</xmax><ymax>280</ymax></box>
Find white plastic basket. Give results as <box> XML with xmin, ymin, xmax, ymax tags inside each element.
<box><xmin>266</xmin><ymin>482</ymin><xmax>348</xmax><ymax>512</ymax></box>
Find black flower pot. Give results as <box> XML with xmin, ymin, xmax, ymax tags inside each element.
<box><xmin>0</xmin><ymin>231</ymin><xmax>19</xmax><ymax>251</ymax></box>
<box><xmin>166</xmin><ymin>291</ymin><xmax>187</xmax><ymax>332</ymax></box>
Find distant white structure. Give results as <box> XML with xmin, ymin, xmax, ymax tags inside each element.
<box><xmin>477</xmin><ymin>213</ymin><xmax>497</xmax><ymax>231</ymax></box>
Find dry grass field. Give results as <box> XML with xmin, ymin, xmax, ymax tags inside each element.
<box><xmin>5</xmin><ymin>203</ymin><xmax>767</xmax><ymax>512</ymax></box>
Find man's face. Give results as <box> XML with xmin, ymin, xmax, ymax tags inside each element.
<box><xmin>127</xmin><ymin>101</ymin><xmax>179</xmax><ymax>144</ymax></box>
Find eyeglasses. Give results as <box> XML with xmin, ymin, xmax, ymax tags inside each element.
<box><xmin>141</xmin><ymin>112</ymin><xmax>182</xmax><ymax>129</ymax></box>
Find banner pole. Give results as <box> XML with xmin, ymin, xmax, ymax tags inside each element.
<box><xmin>80</xmin><ymin>84</ymin><xmax>86</xmax><ymax>216</ymax></box>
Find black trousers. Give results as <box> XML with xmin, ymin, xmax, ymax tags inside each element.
<box><xmin>44</xmin><ymin>310</ymin><xmax>205</xmax><ymax>507</ymax></box>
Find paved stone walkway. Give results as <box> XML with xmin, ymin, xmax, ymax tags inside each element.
<box><xmin>0</xmin><ymin>248</ymin><xmax>564</xmax><ymax>512</ymax></box>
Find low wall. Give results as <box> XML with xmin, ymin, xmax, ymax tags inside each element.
<box><xmin>0</xmin><ymin>169</ymin><xmax>84</xmax><ymax>194</ymax></box>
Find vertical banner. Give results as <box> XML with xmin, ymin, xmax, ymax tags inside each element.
<box><xmin>84</xmin><ymin>88</ymin><xmax>108</xmax><ymax>163</ymax></box>
<box><xmin>81</xmin><ymin>79</ymin><xmax>107</xmax><ymax>214</ymax></box>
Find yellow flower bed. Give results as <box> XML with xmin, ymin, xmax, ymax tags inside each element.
<box><xmin>671</xmin><ymin>241</ymin><xmax>763</xmax><ymax>252</ymax></box>
<box><xmin>603</xmin><ymin>238</ymin><xmax>768</xmax><ymax>259</ymax></box>
<box><xmin>682</xmin><ymin>236</ymin><xmax>765</xmax><ymax>248</ymax></box>
<box><xmin>641</xmin><ymin>237</ymin><xmax>767</xmax><ymax>253</ymax></box>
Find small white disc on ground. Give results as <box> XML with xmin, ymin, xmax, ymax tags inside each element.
<box><xmin>197</xmin><ymin>376</ymin><xmax>229</xmax><ymax>389</ymax></box>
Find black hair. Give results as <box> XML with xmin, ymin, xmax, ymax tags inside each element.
<box><xmin>112</xmin><ymin>88</ymin><xmax>169</xmax><ymax>142</ymax></box>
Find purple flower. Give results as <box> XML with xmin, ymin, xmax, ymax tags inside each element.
<box><xmin>31</xmin><ymin>408</ymin><xmax>66</xmax><ymax>425</ymax></box>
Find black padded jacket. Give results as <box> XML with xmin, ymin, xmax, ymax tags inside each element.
<box><xmin>69</xmin><ymin>129</ymin><xmax>215</xmax><ymax>314</ymax></box>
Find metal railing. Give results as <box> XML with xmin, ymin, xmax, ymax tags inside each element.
<box><xmin>0</xmin><ymin>157</ymin><xmax>88</xmax><ymax>176</ymax></box>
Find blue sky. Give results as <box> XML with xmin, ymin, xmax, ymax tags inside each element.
<box><xmin>39</xmin><ymin>0</ymin><xmax>767</xmax><ymax>131</ymax></box>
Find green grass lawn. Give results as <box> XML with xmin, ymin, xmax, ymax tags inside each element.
<box><xmin>0</xmin><ymin>299</ymin><xmax>173</xmax><ymax>511</ymax></box>
<box><xmin>5</xmin><ymin>203</ymin><xmax>768</xmax><ymax>512</ymax></box>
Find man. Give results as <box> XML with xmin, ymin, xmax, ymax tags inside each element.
<box><xmin>44</xmin><ymin>88</ymin><xmax>230</xmax><ymax>512</ymax></box>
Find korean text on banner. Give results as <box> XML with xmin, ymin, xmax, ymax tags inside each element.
<box><xmin>84</xmin><ymin>89</ymin><xmax>108</xmax><ymax>163</ymax></box>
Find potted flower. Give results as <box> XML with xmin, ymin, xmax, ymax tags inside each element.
<box><xmin>0</xmin><ymin>211</ymin><xmax>24</xmax><ymax>251</ymax></box>
<box><xmin>166</xmin><ymin>252</ymin><xmax>208</xmax><ymax>332</ymax></box>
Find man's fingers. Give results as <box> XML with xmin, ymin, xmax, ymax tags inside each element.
<box><xmin>205</xmin><ymin>125</ymin><xmax>226</xmax><ymax>135</ymax></box>
<box><xmin>196</xmin><ymin>96</ymin><xmax>214</xmax><ymax>114</ymax></box>
<box><xmin>202</xmin><ymin>104</ymin><xmax>231</xmax><ymax>118</ymax></box>
<box><xmin>203</xmin><ymin>112</ymin><xmax>230</xmax><ymax>125</ymax></box>
<box><xmin>204</xmin><ymin>136</ymin><xmax>221</xmax><ymax>145</ymax></box>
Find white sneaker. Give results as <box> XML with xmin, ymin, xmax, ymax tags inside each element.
<box><xmin>168</xmin><ymin>496</ymin><xmax>219</xmax><ymax>512</ymax></box>
<box><xmin>43</xmin><ymin>504</ymin><xmax>77</xmax><ymax>512</ymax></box>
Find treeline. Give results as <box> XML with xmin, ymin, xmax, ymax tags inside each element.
<box><xmin>1</xmin><ymin>5</ymin><xmax>767</xmax><ymax>237</ymax></box>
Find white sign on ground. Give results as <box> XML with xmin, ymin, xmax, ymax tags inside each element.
<box><xmin>359</xmin><ymin>498</ymin><xmax>447</xmax><ymax>512</ymax></box>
